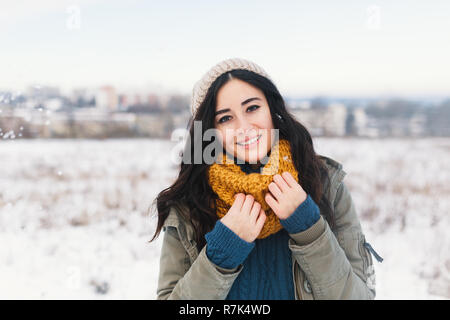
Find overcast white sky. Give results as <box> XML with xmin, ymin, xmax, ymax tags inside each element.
<box><xmin>1</xmin><ymin>0</ymin><xmax>449</xmax><ymax>98</ymax></box>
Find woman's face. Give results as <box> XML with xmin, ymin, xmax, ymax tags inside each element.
<box><xmin>214</xmin><ymin>78</ymin><xmax>275</xmax><ymax>164</ymax></box>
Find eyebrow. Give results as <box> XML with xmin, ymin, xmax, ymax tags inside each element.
<box><xmin>214</xmin><ymin>97</ymin><xmax>262</xmax><ymax>117</ymax></box>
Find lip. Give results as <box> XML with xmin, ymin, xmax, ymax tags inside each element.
<box><xmin>238</xmin><ymin>135</ymin><xmax>259</xmax><ymax>143</ymax></box>
<box><xmin>236</xmin><ymin>135</ymin><xmax>262</xmax><ymax>149</ymax></box>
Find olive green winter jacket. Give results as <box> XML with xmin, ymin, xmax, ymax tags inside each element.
<box><xmin>156</xmin><ymin>155</ymin><xmax>377</xmax><ymax>300</ymax></box>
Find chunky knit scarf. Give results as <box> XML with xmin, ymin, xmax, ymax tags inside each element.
<box><xmin>207</xmin><ymin>139</ymin><xmax>299</xmax><ymax>239</ymax></box>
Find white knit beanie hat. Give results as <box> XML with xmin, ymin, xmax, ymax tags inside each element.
<box><xmin>190</xmin><ymin>57</ymin><xmax>272</xmax><ymax>116</ymax></box>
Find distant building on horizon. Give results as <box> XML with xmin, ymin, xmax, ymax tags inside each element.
<box><xmin>290</xmin><ymin>102</ymin><xmax>347</xmax><ymax>136</ymax></box>
<box><xmin>26</xmin><ymin>85</ymin><xmax>60</xmax><ymax>99</ymax></box>
<box><xmin>95</xmin><ymin>86</ymin><xmax>118</xmax><ymax>112</ymax></box>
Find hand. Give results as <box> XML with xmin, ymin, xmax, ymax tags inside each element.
<box><xmin>265</xmin><ymin>172</ymin><xmax>307</xmax><ymax>220</ymax></box>
<box><xmin>220</xmin><ymin>193</ymin><xmax>267</xmax><ymax>243</ymax></box>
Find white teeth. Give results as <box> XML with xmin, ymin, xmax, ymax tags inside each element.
<box><xmin>237</xmin><ymin>135</ymin><xmax>260</xmax><ymax>146</ymax></box>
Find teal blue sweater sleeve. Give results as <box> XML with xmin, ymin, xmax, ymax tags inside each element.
<box><xmin>279</xmin><ymin>193</ymin><xmax>320</xmax><ymax>234</ymax></box>
<box><xmin>205</xmin><ymin>220</ymin><xmax>255</xmax><ymax>269</ymax></box>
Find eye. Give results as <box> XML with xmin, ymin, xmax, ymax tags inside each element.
<box><xmin>217</xmin><ymin>105</ymin><xmax>259</xmax><ymax>124</ymax></box>
<box><xmin>218</xmin><ymin>115</ymin><xmax>232</xmax><ymax>124</ymax></box>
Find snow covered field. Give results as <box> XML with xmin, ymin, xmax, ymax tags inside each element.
<box><xmin>0</xmin><ymin>137</ymin><xmax>449</xmax><ymax>299</ymax></box>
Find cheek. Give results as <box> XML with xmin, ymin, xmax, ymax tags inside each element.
<box><xmin>258</xmin><ymin>109</ymin><xmax>274</xmax><ymax>130</ymax></box>
<box><xmin>217</xmin><ymin>128</ymin><xmax>235</xmax><ymax>149</ymax></box>
<box><xmin>258</xmin><ymin>116</ymin><xmax>274</xmax><ymax>139</ymax></box>
<box><xmin>259</xmin><ymin>113</ymin><xmax>274</xmax><ymax>147</ymax></box>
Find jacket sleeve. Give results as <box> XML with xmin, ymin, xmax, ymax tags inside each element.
<box><xmin>156</xmin><ymin>225</ymin><xmax>243</xmax><ymax>300</ymax></box>
<box><xmin>286</xmin><ymin>181</ymin><xmax>377</xmax><ymax>300</ymax></box>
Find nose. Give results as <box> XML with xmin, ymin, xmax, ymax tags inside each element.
<box><xmin>235</xmin><ymin>116</ymin><xmax>257</xmax><ymax>137</ymax></box>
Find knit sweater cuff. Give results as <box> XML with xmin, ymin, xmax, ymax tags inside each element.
<box><xmin>280</xmin><ymin>194</ymin><xmax>320</xmax><ymax>234</ymax></box>
<box><xmin>205</xmin><ymin>220</ymin><xmax>255</xmax><ymax>270</ymax></box>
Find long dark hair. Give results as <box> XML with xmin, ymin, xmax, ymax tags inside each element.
<box><xmin>150</xmin><ymin>69</ymin><xmax>334</xmax><ymax>251</ymax></box>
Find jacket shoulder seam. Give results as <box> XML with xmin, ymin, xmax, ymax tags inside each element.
<box><xmin>318</xmin><ymin>155</ymin><xmax>347</xmax><ymax>195</ymax></box>
<box><xmin>318</xmin><ymin>154</ymin><xmax>343</xmax><ymax>171</ymax></box>
<box><xmin>162</xmin><ymin>202</ymin><xmax>189</xmax><ymax>230</ymax></box>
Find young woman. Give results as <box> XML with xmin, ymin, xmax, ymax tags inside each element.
<box><xmin>151</xmin><ymin>58</ymin><xmax>381</xmax><ymax>300</ymax></box>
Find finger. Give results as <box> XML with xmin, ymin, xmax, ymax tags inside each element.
<box><xmin>268</xmin><ymin>182</ymin><xmax>282</xmax><ymax>200</ymax></box>
<box><xmin>273</xmin><ymin>174</ymin><xmax>290</xmax><ymax>192</ymax></box>
<box><xmin>249</xmin><ymin>201</ymin><xmax>261</xmax><ymax>223</ymax></box>
<box><xmin>241</xmin><ymin>194</ymin><xmax>255</xmax><ymax>214</ymax></box>
<box><xmin>265</xmin><ymin>192</ymin><xmax>279</xmax><ymax>211</ymax></box>
<box><xmin>232</xmin><ymin>193</ymin><xmax>245</xmax><ymax>210</ymax></box>
<box><xmin>255</xmin><ymin>209</ymin><xmax>267</xmax><ymax>231</ymax></box>
<box><xmin>281</xmin><ymin>171</ymin><xmax>298</xmax><ymax>188</ymax></box>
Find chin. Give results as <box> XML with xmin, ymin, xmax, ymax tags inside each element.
<box><xmin>235</xmin><ymin>136</ymin><xmax>270</xmax><ymax>164</ymax></box>
<box><xmin>237</xmin><ymin>153</ymin><xmax>261</xmax><ymax>164</ymax></box>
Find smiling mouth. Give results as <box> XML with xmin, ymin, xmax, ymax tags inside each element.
<box><xmin>236</xmin><ymin>135</ymin><xmax>262</xmax><ymax>146</ymax></box>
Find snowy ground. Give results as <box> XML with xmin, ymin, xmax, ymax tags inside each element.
<box><xmin>0</xmin><ymin>137</ymin><xmax>448</xmax><ymax>299</ymax></box>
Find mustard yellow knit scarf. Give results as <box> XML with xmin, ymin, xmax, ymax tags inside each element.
<box><xmin>207</xmin><ymin>139</ymin><xmax>299</xmax><ymax>239</ymax></box>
